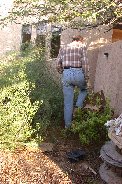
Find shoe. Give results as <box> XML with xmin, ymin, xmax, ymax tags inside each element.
<box><xmin>65</xmin><ymin>125</ymin><xmax>71</xmax><ymax>129</ymax></box>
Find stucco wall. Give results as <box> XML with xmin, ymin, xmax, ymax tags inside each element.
<box><xmin>94</xmin><ymin>40</ymin><xmax>122</xmax><ymax>115</ymax></box>
<box><xmin>0</xmin><ymin>23</ymin><xmax>37</xmax><ymax>56</ymax></box>
<box><xmin>61</xmin><ymin>25</ymin><xmax>112</xmax><ymax>47</ymax></box>
<box><xmin>0</xmin><ymin>23</ymin><xmax>21</xmax><ymax>55</ymax></box>
<box><xmin>87</xmin><ymin>47</ymin><xmax>99</xmax><ymax>88</ymax></box>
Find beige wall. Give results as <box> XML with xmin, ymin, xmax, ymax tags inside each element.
<box><xmin>61</xmin><ymin>25</ymin><xmax>112</xmax><ymax>47</ymax></box>
<box><xmin>60</xmin><ymin>28</ymin><xmax>81</xmax><ymax>46</ymax></box>
<box><xmin>94</xmin><ymin>40</ymin><xmax>122</xmax><ymax>115</ymax></box>
<box><xmin>87</xmin><ymin>47</ymin><xmax>99</xmax><ymax>88</ymax></box>
<box><xmin>0</xmin><ymin>23</ymin><xmax>21</xmax><ymax>55</ymax></box>
<box><xmin>0</xmin><ymin>23</ymin><xmax>37</xmax><ymax>56</ymax></box>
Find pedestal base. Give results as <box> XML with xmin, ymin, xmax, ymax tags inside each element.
<box><xmin>99</xmin><ymin>163</ymin><xmax>122</xmax><ymax>184</ymax></box>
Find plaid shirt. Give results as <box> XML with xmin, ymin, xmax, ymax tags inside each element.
<box><xmin>57</xmin><ymin>41</ymin><xmax>89</xmax><ymax>79</ymax></box>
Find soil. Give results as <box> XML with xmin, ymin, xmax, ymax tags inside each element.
<box><xmin>0</xmin><ymin>126</ymin><xmax>105</xmax><ymax>184</ymax></box>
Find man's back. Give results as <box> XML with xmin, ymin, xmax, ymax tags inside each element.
<box><xmin>59</xmin><ymin>41</ymin><xmax>85</xmax><ymax>68</ymax></box>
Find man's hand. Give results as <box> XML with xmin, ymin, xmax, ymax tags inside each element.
<box><xmin>57</xmin><ymin>64</ymin><xmax>63</xmax><ymax>74</ymax></box>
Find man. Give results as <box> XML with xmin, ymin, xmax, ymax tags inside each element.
<box><xmin>56</xmin><ymin>35</ymin><xmax>90</xmax><ymax>128</ymax></box>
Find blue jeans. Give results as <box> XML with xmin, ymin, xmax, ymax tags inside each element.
<box><xmin>62</xmin><ymin>68</ymin><xmax>87</xmax><ymax>128</ymax></box>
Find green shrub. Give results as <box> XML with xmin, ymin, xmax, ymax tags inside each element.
<box><xmin>0</xmin><ymin>48</ymin><xmax>63</xmax><ymax>149</ymax></box>
<box><xmin>71</xmin><ymin>92</ymin><xmax>113</xmax><ymax>145</ymax></box>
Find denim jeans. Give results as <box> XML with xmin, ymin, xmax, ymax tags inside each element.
<box><xmin>62</xmin><ymin>68</ymin><xmax>87</xmax><ymax>128</ymax></box>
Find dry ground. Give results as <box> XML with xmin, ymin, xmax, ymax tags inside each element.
<box><xmin>0</xmin><ymin>128</ymin><xmax>105</xmax><ymax>184</ymax></box>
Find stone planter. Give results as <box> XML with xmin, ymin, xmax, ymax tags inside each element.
<box><xmin>99</xmin><ymin>130</ymin><xmax>122</xmax><ymax>184</ymax></box>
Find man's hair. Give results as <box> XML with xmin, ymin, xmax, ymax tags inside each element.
<box><xmin>72</xmin><ymin>35</ymin><xmax>83</xmax><ymax>42</ymax></box>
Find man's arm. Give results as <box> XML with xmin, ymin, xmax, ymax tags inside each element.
<box><xmin>56</xmin><ymin>48</ymin><xmax>63</xmax><ymax>74</ymax></box>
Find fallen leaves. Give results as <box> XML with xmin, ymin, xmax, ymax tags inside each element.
<box><xmin>0</xmin><ymin>141</ymin><xmax>103</xmax><ymax>184</ymax></box>
<box><xmin>0</xmin><ymin>147</ymin><xmax>71</xmax><ymax>184</ymax></box>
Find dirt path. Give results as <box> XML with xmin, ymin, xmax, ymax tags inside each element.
<box><xmin>0</xmin><ymin>135</ymin><xmax>105</xmax><ymax>184</ymax></box>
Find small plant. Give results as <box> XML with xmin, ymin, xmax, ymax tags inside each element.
<box><xmin>71</xmin><ymin>92</ymin><xmax>113</xmax><ymax>145</ymax></box>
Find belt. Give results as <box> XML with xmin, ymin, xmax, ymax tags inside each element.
<box><xmin>64</xmin><ymin>66</ymin><xmax>82</xmax><ymax>69</ymax></box>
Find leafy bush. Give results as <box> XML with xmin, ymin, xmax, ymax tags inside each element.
<box><xmin>0</xmin><ymin>47</ymin><xmax>63</xmax><ymax>149</ymax></box>
<box><xmin>71</xmin><ymin>92</ymin><xmax>113</xmax><ymax>145</ymax></box>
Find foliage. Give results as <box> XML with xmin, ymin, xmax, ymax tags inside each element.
<box><xmin>0</xmin><ymin>0</ymin><xmax>121</xmax><ymax>28</ymax></box>
<box><xmin>71</xmin><ymin>93</ymin><xmax>113</xmax><ymax>145</ymax></box>
<box><xmin>0</xmin><ymin>47</ymin><xmax>63</xmax><ymax>150</ymax></box>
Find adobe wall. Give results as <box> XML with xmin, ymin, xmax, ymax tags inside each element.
<box><xmin>61</xmin><ymin>25</ymin><xmax>112</xmax><ymax>47</ymax></box>
<box><xmin>0</xmin><ymin>23</ymin><xmax>21</xmax><ymax>55</ymax></box>
<box><xmin>94</xmin><ymin>40</ymin><xmax>122</xmax><ymax>115</ymax></box>
<box><xmin>0</xmin><ymin>23</ymin><xmax>37</xmax><ymax>56</ymax></box>
<box><xmin>87</xmin><ymin>47</ymin><xmax>99</xmax><ymax>87</ymax></box>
